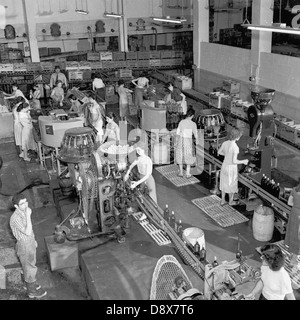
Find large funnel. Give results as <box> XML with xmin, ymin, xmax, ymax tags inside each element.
<box><xmin>251</xmin><ymin>88</ymin><xmax>275</xmax><ymax>106</ymax></box>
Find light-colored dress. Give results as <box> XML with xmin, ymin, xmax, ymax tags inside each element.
<box><xmin>12</xmin><ymin>106</ymin><xmax>22</xmax><ymax>147</ymax></box>
<box><xmin>284</xmin><ymin>188</ymin><xmax>300</xmax><ymax>255</ymax></box>
<box><xmin>175</xmin><ymin>119</ymin><xmax>197</xmax><ymax>165</ymax></box>
<box><xmin>117</xmin><ymin>86</ymin><xmax>131</xmax><ymax>118</ymax></box>
<box><xmin>218</xmin><ymin>140</ymin><xmax>239</xmax><ymax>194</ymax></box>
<box><xmin>89</xmin><ymin>105</ymin><xmax>103</xmax><ymax>143</ymax></box>
<box><xmin>30</xmin><ymin>89</ymin><xmax>41</xmax><ymax>109</ymax></box>
<box><xmin>105</xmin><ymin>121</ymin><xmax>120</xmax><ymax>142</ymax></box>
<box><xmin>136</xmin><ymin>154</ymin><xmax>157</xmax><ymax>203</ymax></box>
<box><xmin>18</xmin><ymin>111</ymin><xmax>37</xmax><ymax>151</ymax></box>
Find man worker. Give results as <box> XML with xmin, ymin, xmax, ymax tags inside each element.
<box><xmin>10</xmin><ymin>193</ymin><xmax>47</xmax><ymax>299</ymax></box>
<box><xmin>49</xmin><ymin>65</ymin><xmax>68</xmax><ymax>90</ymax></box>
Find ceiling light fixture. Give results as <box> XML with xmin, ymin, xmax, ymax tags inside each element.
<box><xmin>75</xmin><ymin>0</ymin><xmax>89</xmax><ymax>15</ymax></box>
<box><xmin>242</xmin><ymin>24</ymin><xmax>300</xmax><ymax>35</ymax></box>
<box><xmin>152</xmin><ymin>16</ymin><xmax>186</xmax><ymax>24</ymax></box>
<box><xmin>104</xmin><ymin>0</ymin><xmax>123</xmax><ymax>18</ymax></box>
<box><xmin>152</xmin><ymin>0</ymin><xmax>186</xmax><ymax>24</ymax></box>
<box><xmin>104</xmin><ymin>12</ymin><xmax>123</xmax><ymax>18</ymax></box>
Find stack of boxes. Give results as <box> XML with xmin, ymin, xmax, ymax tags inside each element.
<box><xmin>275</xmin><ymin>115</ymin><xmax>300</xmax><ymax>145</ymax></box>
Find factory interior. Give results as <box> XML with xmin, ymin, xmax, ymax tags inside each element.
<box><xmin>0</xmin><ymin>0</ymin><xmax>300</xmax><ymax>302</ymax></box>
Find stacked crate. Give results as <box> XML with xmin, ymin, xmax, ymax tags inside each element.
<box><xmin>112</xmin><ymin>52</ymin><xmax>127</xmax><ymax>68</ymax></box>
<box><xmin>137</xmin><ymin>51</ymin><xmax>150</xmax><ymax>68</ymax></box>
<box><xmin>149</xmin><ymin>51</ymin><xmax>161</xmax><ymax>68</ymax></box>
<box><xmin>126</xmin><ymin>51</ymin><xmax>137</xmax><ymax>69</ymax></box>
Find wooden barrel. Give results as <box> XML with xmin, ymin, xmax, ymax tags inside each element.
<box><xmin>252</xmin><ymin>205</ymin><xmax>274</xmax><ymax>241</ymax></box>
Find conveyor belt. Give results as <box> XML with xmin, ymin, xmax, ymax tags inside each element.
<box><xmin>135</xmin><ymin>190</ymin><xmax>206</xmax><ymax>280</ymax></box>
<box><xmin>204</xmin><ymin>151</ymin><xmax>291</xmax><ymax>219</ymax></box>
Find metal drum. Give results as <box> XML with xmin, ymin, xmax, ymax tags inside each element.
<box><xmin>196</xmin><ymin>109</ymin><xmax>226</xmax><ymax>139</ymax></box>
<box><xmin>58</xmin><ymin>127</ymin><xmax>95</xmax><ymax>163</ymax></box>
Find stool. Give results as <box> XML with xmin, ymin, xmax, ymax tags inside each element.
<box><xmin>182</xmin><ymin>227</ymin><xmax>206</xmax><ymax>250</ymax></box>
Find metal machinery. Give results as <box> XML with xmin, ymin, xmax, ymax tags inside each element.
<box><xmin>246</xmin><ymin>88</ymin><xmax>276</xmax><ymax>183</ymax></box>
<box><xmin>54</xmin><ymin>130</ymin><xmax>141</xmax><ymax>244</ymax></box>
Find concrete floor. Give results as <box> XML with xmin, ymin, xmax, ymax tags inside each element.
<box><xmin>1</xmin><ymin>102</ymin><xmax>300</xmax><ymax>300</ymax></box>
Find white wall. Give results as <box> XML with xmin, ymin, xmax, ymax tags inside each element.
<box><xmin>197</xmin><ymin>42</ymin><xmax>300</xmax><ymax>122</ymax></box>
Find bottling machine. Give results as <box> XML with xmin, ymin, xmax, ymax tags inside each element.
<box><xmin>245</xmin><ymin>88</ymin><xmax>276</xmax><ymax>184</ymax></box>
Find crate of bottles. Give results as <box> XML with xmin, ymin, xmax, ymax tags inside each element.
<box><xmin>150</xmin><ymin>51</ymin><xmax>161</xmax><ymax>59</ymax></box>
<box><xmin>112</xmin><ymin>51</ymin><xmax>126</xmax><ymax>61</ymax></box>
<box><xmin>126</xmin><ymin>52</ymin><xmax>137</xmax><ymax>60</ymax></box>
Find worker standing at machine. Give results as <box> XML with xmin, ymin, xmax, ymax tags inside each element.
<box><xmin>124</xmin><ymin>142</ymin><xmax>157</xmax><ymax>203</ymax></box>
<box><xmin>218</xmin><ymin>127</ymin><xmax>248</xmax><ymax>206</ymax></box>
<box><xmin>132</xmin><ymin>72</ymin><xmax>149</xmax><ymax>121</ymax></box>
<box><xmin>165</xmin><ymin>82</ymin><xmax>187</xmax><ymax>115</ymax></box>
<box><xmin>102</xmin><ymin>112</ymin><xmax>120</xmax><ymax>143</ymax></box>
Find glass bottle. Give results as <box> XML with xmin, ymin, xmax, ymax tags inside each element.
<box><xmin>212</xmin><ymin>256</ymin><xmax>219</xmax><ymax>267</ymax></box>
<box><xmin>169</xmin><ymin>211</ymin><xmax>176</xmax><ymax>229</ymax></box>
<box><xmin>176</xmin><ymin>219</ymin><xmax>183</xmax><ymax>238</ymax></box>
<box><xmin>164</xmin><ymin>204</ymin><xmax>170</xmax><ymax>221</ymax></box>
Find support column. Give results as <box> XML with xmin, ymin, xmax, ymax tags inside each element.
<box><xmin>250</xmin><ymin>0</ymin><xmax>274</xmax><ymax>82</ymax></box>
<box><xmin>23</xmin><ymin>0</ymin><xmax>40</xmax><ymax>62</ymax></box>
<box><xmin>192</xmin><ymin>0</ymin><xmax>209</xmax><ymax>89</ymax></box>
<box><xmin>118</xmin><ymin>0</ymin><xmax>128</xmax><ymax>52</ymax></box>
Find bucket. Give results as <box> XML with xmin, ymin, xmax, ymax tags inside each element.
<box><xmin>152</xmin><ymin>142</ymin><xmax>168</xmax><ymax>164</ymax></box>
<box><xmin>252</xmin><ymin>205</ymin><xmax>274</xmax><ymax>241</ymax></box>
<box><xmin>182</xmin><ymin>227</ymin><xmax>205</xmax><ymax>250</ymax></box>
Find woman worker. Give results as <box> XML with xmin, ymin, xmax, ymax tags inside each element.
<box><xmin>246</xmin><ymin>243</ymin><xmax>295</xmax><ymax>300</ymax></box>
<box><xmin>175</xmin><ymin>107</ymin><xmax>199</xmax><ymax>178</ymax></box>
<box><xmin>124</xmin><ymin>142</ymin><xmax>157</xmax><ymax>203</ymax></box>
<box><xmin>17</xmin><ymin>102</ymin><xmax>37</xmax><ymax>161</ymax></box>
<box><xmin>218</xmin><ymin>127</ymin><xmax>248</xmax><ymax>206</ymax></box>
<box><xmin>131</xmin><ymin>72</ymin><xmax>149</xmax><ymax>121</ymax></box>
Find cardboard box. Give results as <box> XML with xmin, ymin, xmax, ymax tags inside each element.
<box><xmin>44</xmin><ymin>235</ymin><xmax>78</xmax><ymax>271</ymax></box>
<box><xmin>223</xmin><ymin>80</ymin><xmax>241</xmax><ymax>94</ymax></box>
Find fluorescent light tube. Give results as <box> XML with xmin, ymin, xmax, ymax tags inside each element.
<box><xmin>104</xmin><ymin>12</ymin><xmax>123</xmax><ymax>18</ymax></box>
<box><xmin>75</xmin><ymin>9</ymin><xmax>88</xmax><ymax>14</ymax></box>
<box><xmin>246</xmin><ymin>25</ymin><xmax>300</xmax><ymax>35</ymax></box>
<box><xmin>152</xmin><ymin>17</ymin><xmax>186</xmax><ymax>24</ymax></box>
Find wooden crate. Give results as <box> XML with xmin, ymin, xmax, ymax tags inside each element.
<box><xmin>150</xmin><ymin>51</ymin><xmax>161</xmax><ymax>59</ymax></box>
<box><xmin>137</xmin><ymin>60</ymin><xmax>149</xmax><ymax>68</ymax></box>
<box><xmin>112</xmin><ymin>51</ymin><xmax>126</xmax><ymax>61</ymax></box>
<box><xmin>126</xmin><ymin>60</ymin><xmax>137</xmax><ymax>68</ymax></box>
<box><xmin>137</xmin><ymin>51</ymin><xmax>150</xmax><ymax>60</ymax></box>
<box><xmin>160</xmin><ymin>50</ymin><xmax>173</xmax><ymax>59</ymax></box>
<box><xmin>87</xmin><ymin>52</ymin><xmax>100</xmax><ymax>61</ymax></box>
<box><xmin>149</xmin><ymin>59</ymin><xmax>161</xmax><ymax>67</ymax></box>
<box><xmin>100</xmin><ymin>51</ymin><xmax>113</xmax><ymax>61</ymax></box>
<box><xmin>126</xmin><ymin>51</ymin><xmax>137</xmax><ymax>60</ymax></box>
